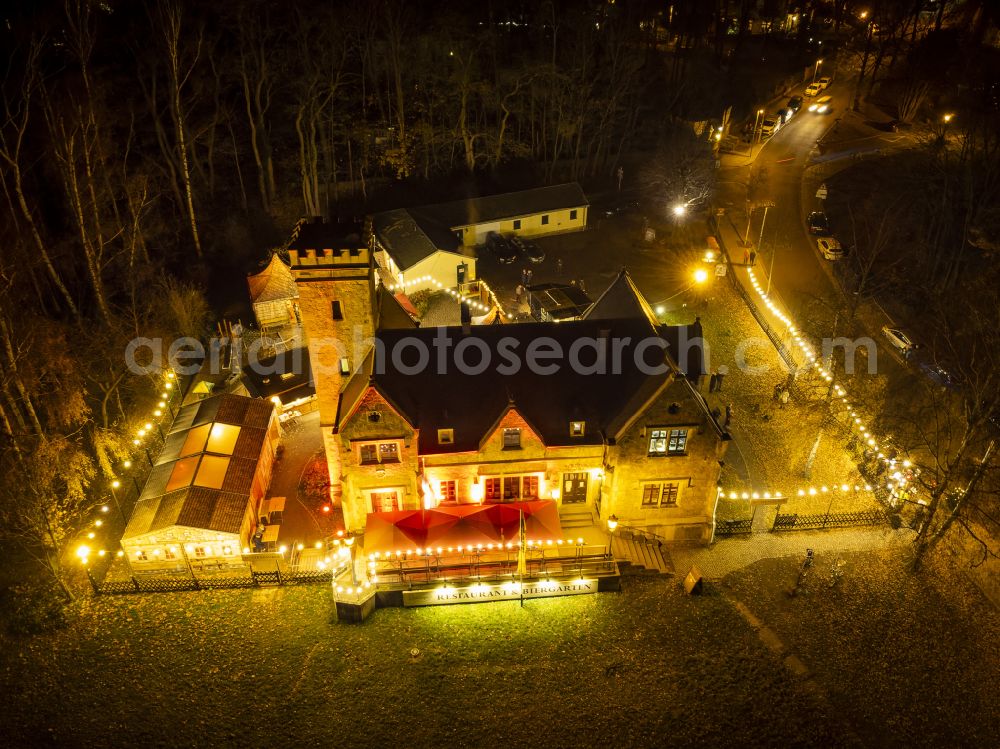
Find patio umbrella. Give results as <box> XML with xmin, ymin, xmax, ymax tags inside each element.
<box><xmin>517</xmin><ymin>500</ymin><xmax>564</xmax><ymax>541</ymax></box>
<box><xmin>482</xmin><ymin>503</ymin><xmax>523</xmax><ymax>542</ymax></box>
<box><xmin>421</xmin><ymin>509</ymin><xmax>462</xmax><ymax>547</ymax></box>
<box><xmin>429</xmin><ymin>505</ymin><xmax>498</xmax><ymax>548</ymax></box>
<box><xmin>363</xmin><ymin>510</ymin><xmax>422</xmax><ymax>553</ymax></box>
<box><xmin>394</xmin><ymin>510</ymin><xmax>432</xmax><ymax>547</ymax></box>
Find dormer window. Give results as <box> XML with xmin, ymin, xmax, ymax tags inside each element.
<box><xmin>570</xmin><ymin>421</ymin><xmax>585</xmax><ymax>437</ymax></box>
<box><xmin>437</xmin><ymin>428</ymin><xmax>454</xmax><ymax>445</ymax></box>
<box><xmin>502</xmin><ymin>428</ymin><xmax>521</xmax><ymax>449</ymax></box>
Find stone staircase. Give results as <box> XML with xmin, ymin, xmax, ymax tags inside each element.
<box><xmin>558</xmin><ymin>504</ymin><xmax>596</xmax><ymax>529</ymax></box>
<box><xmin>611</xmin><ymin>531</ymin><xmax>674</xmax><ymax>576</ymax></box>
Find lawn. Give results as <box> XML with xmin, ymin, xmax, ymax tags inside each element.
<box><xmin>4</xmin><ymin>549</ymin><xmax>994</xmax><ymax>748</ymax></box>
<box><xmin>4</xmin><ymin>578</ymin><xmax>844</xmax><ymax>748</ymax></box>
<box><xmin>720</xmin><ymin>550</ymin><xmax>1000</xmax><ymax>749</ymax></box>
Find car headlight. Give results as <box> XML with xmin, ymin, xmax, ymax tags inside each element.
<box><xmin>818</xmin><ymin>105</ymin><xmax>828</xmax><ymax>113</ymax></box>
<box><xmin>808</xmin><ymin>104</ymin><xmax>817</xmax><ymax>112</ymax></box>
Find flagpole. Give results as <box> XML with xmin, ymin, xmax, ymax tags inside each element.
<box><xmin>518</xmin><ymin>508</ymin><xmax>526</xmax><ymax>608</ymax></box>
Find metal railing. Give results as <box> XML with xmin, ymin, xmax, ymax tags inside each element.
<box><xmin>94</xmin><ymin>568</ymin><xmax>334</xmax><ymax>596</ymax></box>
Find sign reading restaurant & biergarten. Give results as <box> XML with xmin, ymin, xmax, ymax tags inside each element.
<box><xmin>402</xmin><ymin>579</ymin><xmax>596</xmax><ymax>607</ymax></box>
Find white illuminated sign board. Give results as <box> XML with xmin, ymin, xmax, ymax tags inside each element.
<box><xmin>403</xmin><ymin>579</ymin><xmax>597</xmax><ymax>607</ymax></box>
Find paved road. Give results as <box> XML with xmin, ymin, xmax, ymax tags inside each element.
<box><xmin>717</xmin><ymin>84</ymin><xmax>916</xmax><ymax>387</ymax></box>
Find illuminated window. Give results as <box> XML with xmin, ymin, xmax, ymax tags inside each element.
<box><xmin>570</xmin><ymin>421</ymin><xmax>585</xmax><ymax>437</ymax></box>
<box><xmin>440</xmin><ymin>481</ymin><xmax>456</xmax><ymax>502</ymax></box>
<box><xmin>180</xmin><ymin>423</ymin><xmax>211</xmax><ymax>457</ymax></box>
<box><xmin>195</xmin><ymin>455</ymin><xmax>230</xmax><ymax>490</ymax></box>
<box><xmin>661</xmin><ymin>483</ymin><xmax>680</xmax><ymax>506</ymax></box>
<box><xmin>502</xmin><ymin>428</ymin><xmax>521</xmax><ymax>449</ymax></box>
<box><xmin>641</xmin><ymin>482</ymin><xmax>680</xmax><ymax>507</ymax></box>
<box><xmin>194</xmin><ymin>547</ymin><xmax>206</xmax><ymax>558</ymax></box>
<box><xmin>379</xmin><ymin>443</ymin><xmax>399</xmax><ymax>463</ymax></box>
<box><xmin>164</xmin><ymin>548</ymin><xmax>176</xmax><ymax>560</ymax></box>
<box><xmin>166</xmin><ymin>456</ymin><xmax>199</xmax><ymax>492</ymax></box>
<box><xmin>648</xmin><ymin>428</ymin><xmax>688</xmax><ymax>456</ymax></box>
<box><xmin>503</xmin><ymin>477</ymin><xmax>520</xmax><ymax>500</ymax></box>
<box><xmin>340</xmin><ymin>358</ymin><xmax>350</xmax><ymax>375</ymax></box>
<box><xmin>205</xmin><ymin>423</ymin><xmax>240</xmax><ymax>454</ymax></box>
<box><xmin>522</xmin><ymin>475</ymin><xmax>539</xmax><ymax>499</ymax></box>
<box><xmin>485</xmin><ymin>478</ymin><xmax>501</xmax><ymax>501</ymax></box>
<box><xmin>360</xmin><ymin>445</ymin><xmax>378</xmax><ymax>464</ymax></box>
<box><xmin>667</xmin><ymin>429</ymin><xmax>688</xmax><ymax>454</ymax></box>
<box><xmin>135</xmin><ymin>550</ymin><xmax>148</xmax><ymax>561</ymax></box>
<box><xmin>437</xmin><ymin>429</ymin><xmax>454</xmax><ymax>445</ymax></box>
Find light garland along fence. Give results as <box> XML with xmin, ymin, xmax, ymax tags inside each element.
<box><xmin>772</xmin><ymin>508</ymin><xmax>888</xmax><ymax>532</ymax></box>
<box><xmin>93</xmin><ymin>569</ymin><xmax>334</xmax><ymax>596</ymax></box>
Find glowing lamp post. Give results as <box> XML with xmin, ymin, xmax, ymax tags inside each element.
<box><xmin>693</xmin><ymin>268</ymin><xmax>709</xmax><ymax>284</ymax></box>
<box><xmin>812</xmin><ymin>58</ymin><xmax>823</xmax><ymax>83</ymax></box>
<box><xmin>672</xmin><ymin>203</ymin><xmax>687</xmax><ymax>218</ymax></box>
<box><xmin>606</xmin><ymin>514</ymin><xmax>618</xmax><ymax>559</ymax></box>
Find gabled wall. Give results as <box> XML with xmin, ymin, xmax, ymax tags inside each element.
<box><xmin>605</xmin><ymin>379</ymin><xmax>727</xmax><ymax>543</ymax></box>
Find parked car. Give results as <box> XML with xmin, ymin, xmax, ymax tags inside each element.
<box><xmin>816</xmin><ymin>236</ymin><xmax>844</xmax><ymax>260</ymax></box>
<box><xmin>808</xmin><ymin>211</ymin><xmax>831</xmax><ymax>235</ymax></box>
<box><xmin>602</xmin><ymin>198</ymin><xmax>639</xmax><ymax>217</ymax></box>
<box><xmin>485</xmin><ymin>231</ymin><xmax>518</xmax><ymax>264</ymax></box>
<box><xmin>760</xmin><ymin>116</ymin><xmax>781</xmax><ymax>138</ymax></box>
<box><xmin>804</xmin><ymin>82</ymin><xmax>822</xmax><ymax>97</ymax></box>
<box><xmin>786</xmin><ymin>95</ymin><xmax>803</xmax><ymax>112</ymax></box>
<box><xmin>808</xmin><ymin>95</ymin><xmax>833</xmax><ymax>114</ymax></box>
<box><xmin>510</xmin><ymin>236</ymin><xmax>545</xmax><ymax>264</ymax></box>
<box><xmin>882</xmin><ymin>326</ymin><xmax>918</xmax><ymax>357</ymax></box>
<box><xmin>919</xmin><ymin>362</ymin><xmax>959</xmax><ymax>390</ymax></box>
<box><xmin>777</xmin><ymin>107</ymin><xmax>794</xmax><ymax>124</ymax></box>
<box><xmin>817</xmin><ymin>76</ymin><xmax>832</xmax><ymax>90</ymax></box>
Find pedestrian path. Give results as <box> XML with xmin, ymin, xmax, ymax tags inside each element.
<box><xmin>671</xmin><ymin>526</ymin><xmax>914</xmax><ymax>579</ymax></box>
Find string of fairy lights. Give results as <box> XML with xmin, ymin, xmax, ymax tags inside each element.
<box><xmin>366</xmin><ymin>536</ymin><xmax>590</xmax><ymax>562</ymax></box>
<box><xmin>386</xmin><ymin>275</ymin><xmax>507</xmax><ymax>317</ymax></box>
<box><xmin>745</xmin><ymin>266</ymin><xmax>909</xmax><ymax>481</ymax></box>
<box><xmin>74</xmin><ymin>368</ymin><xmax>179</xmax><ymax>569</ymax></box>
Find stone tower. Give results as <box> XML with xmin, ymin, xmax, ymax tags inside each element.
<box><xmin>286</xmin><ymin>219</ymin><xmax>375</xmax><ymax>519</ymax></box>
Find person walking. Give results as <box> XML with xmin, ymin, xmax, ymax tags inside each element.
<box><xmin>709</xmin><ymin>371</ymin><xmax>719</xmax><ymax>392</ymax></box>
<box><xmin>749</xmin><ymin>250</ymin><xmax>757</xmax><ymax>266</ymax></box>
<box><xmin>716</xmin><ymin>365</ymin><xmax>728</xmax><ymax>391</ymax></box>
<box><xmin>724</xmin><ymin>403</ymin><xmax>733</xmax><ymax>428</ymax></box>
<box><xmin>556</xmin><ymin>258</ymin><xmax>564</xmax><ymax>276</ymax></box>
<box><xmin>743</xmin><ymin>247</ymin><xmax>750</xmax><ymax>265</ymax></box>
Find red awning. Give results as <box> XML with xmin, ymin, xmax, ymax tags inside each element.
<box><xmin>363</xmin><ymin>501</ymin><xmax>564</xmax><ymax>554</ymax></box>
<box><xmin>394</xmin><ymin>293</ymin><xmax>420</xmax><ymax>317</ymax></box>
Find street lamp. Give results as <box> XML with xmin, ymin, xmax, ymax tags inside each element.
<box><xmin>942</xmin><ymin>113</ymin><xmax>954</xmax><ymax>124</ymax></box>
<box><xmin>812</xmin><ymin>58</ymin><xmax>823</xmax><ymax>83</ymax></box>
<box><xmin>672</xmin><ymin>203</ymin><xmax>687</xmax><ymax>218</ymax></box>
<box><xmin>606</xmin><ymin>514</ymin><xmax>618</xmax><ymax>558</ymax></box>
<box><xmin>693</xmin><ymin>268</ymin><xmax>709</xmax><ymax>284</ymax></box>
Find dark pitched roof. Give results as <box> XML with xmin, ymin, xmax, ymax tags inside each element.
<box><xmin>421</xmin><ymin>183</ymin><xmax>589</xmax><ymax>228</ymax></box>
<box><xmin>583</xmin><ymin>268</ymin><xmax>659</xmax><ymax>329</ymax></box>
<box><xmin>356</xmin><ymin>317</ymin><xmax>703</xmax><ymax>454</ymax></box>
<box><xmin>371</xmin><ymin>208</ymin><xmax>467</xmax><ymax>271</ymax></box>
<box><xmin>124</xmin><ymin>393</ymin><xmax>275</xmax><ymax>540</ymax></box>
<box><xmin>247</xmin><ymin>254</ymin><xmax>298</xmax><ymax>304</ymax></box>
<box><xmin>374</xmin><ymin>284</ymin><xmax>419</xmax><ymax>330</ymax></box>
<box><xmin>241</xmin><ymin>346</ymin><xmax>316</xmax><ymax>405</ymax></box>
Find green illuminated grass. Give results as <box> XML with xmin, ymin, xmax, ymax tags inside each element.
<box><xmin>3</xmin><ymin>549</ymin><xmax>996</xmax><ymax>747</ymax></box>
